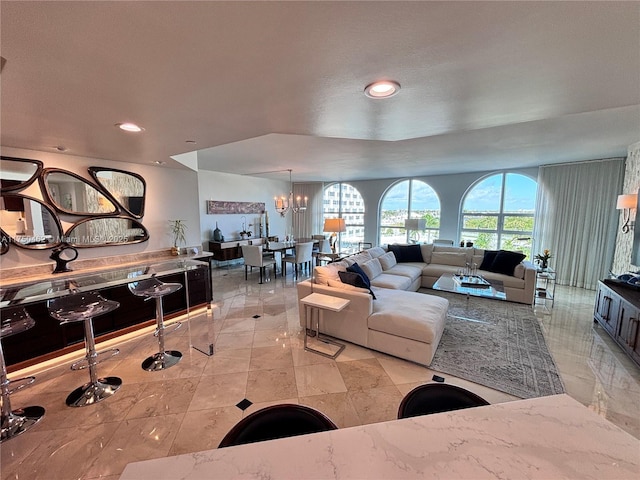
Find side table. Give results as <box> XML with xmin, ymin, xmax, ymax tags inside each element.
<box><xmin>535</xmin><ymin>268</ymin><xmax>557</xmax><ymax>310</ymax></box>
<box><xmin>300</xmin><ymin>293</ymin><xmax>350</xmax><ymax>359</ymax></box>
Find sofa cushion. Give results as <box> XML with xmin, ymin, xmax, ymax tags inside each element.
<box><xmin>368</xmin><ymin>289</ymin><xmax>448</xmax><ymax>344</ymax></box>
<box><xmin>479</xmin><ymin>250</ymin><xmax>499</xmax><ymax>271</ymax></box>
<box><xmin>338</xmin><ymin>271</ymin><xmax>376</xmax><ymax>298</ymax></box>
<box><xmin>346</xmin><ymin>263</ymin><xmax>371</xmax><ymax>287</ymax></box>
<box><xmin>368</xmin><ymin>246</ymin><xmax>386</xmax><ymax>258</ymax></box>
<box><xmin>344</xmin><ymin>251</ymin><xmax>372</xmax><ymax>266</ymax></box>
<box><xmin>369</xmin><ymin>273</ymin><xmax>413</xmax><ymax>290</ymax></box>
<box><xmin>489</xmin><ymin>250</ymin><xmax>526</xmax><ymax>276</ymax></box>
<box><xmin>389</xmin><ymin>244</ymin><xmax>423</xmax><ymax>263</ymax></box>
<box><xmin>433</xmin><ymin>246</ymin><xmax>474</xmax><ymax>263</ymax></box>
<box><xmin>383</xmin><ymin>264</ymin><xmax>423</xmax><ymax>281</ymax></box>
<box><xmin>420</xmin><ymin>243</ymin><xmax>434</xmax><ymax>263</ymax></box>
<box><xmin>361</xmin><ymin>258</ymin><xmax>383</xmax><ymax>280</ymax></box>
<box><xmin>378</xmin><ymin>251</ymin><xmax>397</xmax><ymax>270</ymax></box>
<box><xmin>327</xmin><ymin>279</ymin><xmax>371</xmax><ymax>295</ymax></box>
<box><xmin>431</xmin><ymin>251</ymin><xmax>467</xmax><ymax>267</ymax></box>
<box><xmin>314</xmin><ymin>261</ymin><xmax>349</xmax><ymax>285</ymax></box>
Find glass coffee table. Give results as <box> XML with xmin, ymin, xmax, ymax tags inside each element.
<box><xmin>433</xmin><ymin>273</ymin><xmax>506</xmax><ymax>301</ymax></box>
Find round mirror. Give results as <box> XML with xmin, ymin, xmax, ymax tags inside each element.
<box><xmin>41</xmin><ymin>169</ymin><xmax>118</xmax><ymax>215</ymax></box>
<box><xmin>88</xmin><ymin>167</ymin><xmax>146</xmax><ymax>218</ymax></box>
<box><xmin>1</xmin><ymin>156</ymin><xmax>43</xmax><ymax>192</ymax></box>
<box><xmin>0</xmin><ymin>194</ymin><xmax>63</xmax><ymax>249</ymax></box>
<box><xmin>65</xmin><ymin>217</ymin><xmax>149</xmax><ymax>247</ymax></box>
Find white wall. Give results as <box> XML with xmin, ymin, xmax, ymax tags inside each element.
<box><xmin>197</xmin><ymin>171</ymin><xmax>291</xmax><ymax>248</ymax></box>
<box><xmin>1</xmin><ymin>146</ymin><xmax>201</xmax><ymax>269</ymax></box>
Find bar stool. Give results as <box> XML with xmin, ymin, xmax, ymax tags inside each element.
<box><xmin>128</xmin><ymin>276</ymin><xmax>183</xmax><ymax>371</ymax></box>
<box><xmin>48</xmin><ymin>291</ymin><xmax>122</xmax><ymax>407</ymax></box>
<box><xmin>1</xmin><ymin>307</ymin><xmax>45</xmax><ymax>442</ymax></box>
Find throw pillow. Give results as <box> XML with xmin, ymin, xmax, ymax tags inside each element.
<box><xmin>398</xmin><ymin>244</ymin><xmax>423</xmax><ymax>263</ymax></box>
<box><xmin>346</xmin><ymin>263</ymin><xmax>371</xmax><ymax>288</ymax></box>
<box><xmin>479</xmin><ymin>250</ymin><xmax>499</xmax><ymax>271</ymax></box>
<box><xmin>368</xmin><ymin>246</ymin><xmax>386</xmax><ymax>258</ymax></box>
<box><xmin>338</xmin><ymin>271</ymin><xmax>377</xmax><ymax>299</ymax></box>
<box><xmin>490</xmin><ymin>250</ymin><xmax>526</xmax><ymax>276</ymax></box>
<box><xmin>387</xmin><ymin>244</ymin><xmax>403</xmax><ymax>262</ymax></box>
<box><xmin>378</xmin><ymin>251</ymin><xmax>397</xmax><ymax>270</ymax></box>
<box><xmin>361</xmin><ymin>258</ymin><xmax>383</xmax><ymax>280</ymax></box>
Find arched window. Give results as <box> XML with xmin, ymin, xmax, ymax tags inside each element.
<box><xmin>460</xmin><ymin>173</ymin><xmax>536</xmax><ymax>258</ymax></box>
<box><xmin>323</xmin><ymin>183</ymin><xmax>365</xmax><ymax>253</ymax></box>
<box><xmin>379</xmin><ymin>179</ymin><xmax>440</xmax><ymax>245</ymax></box>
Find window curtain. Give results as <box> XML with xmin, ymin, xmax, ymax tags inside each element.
<box><xmin>292</xmin><ymin>182</ymin><xmax>324</xmax><ymax>238</ymax></box>
<box><xmin>534</xmin><ymin>158</ymin><xmax>625</xmax><ymax>289</ymax></box>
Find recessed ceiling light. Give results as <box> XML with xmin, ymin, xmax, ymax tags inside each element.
<box><xmin>154</xmin><ymin>160</ymin><xmax>166</xmax><ymax>165</ymax></box>
<box><xmin>115</xmin><ymin>122</ymin><xmax>144</xmax><ymax>132</ymax></box>
<box><xmin>54</xmin><ymin>145</ymin><xmax>67</xmax><ymax>152</ymax></box>
<box><xmin>185</xmin><ymin>140</ymin><xmax>197</xmax><ymax>144</ymax></box>
<box><xmin>364</xmin><ymin>80</ymin><xmax>401</xmax><ymax>99</ymax></box>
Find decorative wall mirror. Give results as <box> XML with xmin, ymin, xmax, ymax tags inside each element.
<box><xmin>0</xmin><ymin>156</ymin><xmax>43</xmax><ymax>192</ymax></box>
<box><xmin>0</xmin><ymin>194</ymin><xmax>63</xmax><ymax>249</ymax></box>
<box><xmin>64</xmin><ymin>216</ymin><xmax>149</xmax><ymax>247</ymax></box>
<box><xmin>41</xmin><ymin>169</ymin><xmax>118</xmax><ymax>215</ymax></box>
<box><xmin>88</xmin><ymin>167</ymin><xmax>146</xmax><ymax>218</ymax></box>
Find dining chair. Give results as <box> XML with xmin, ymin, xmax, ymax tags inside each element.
<box><xmin>314</xmin><ymin>239</ymin><xmax>334</xmax><ymax>266</ymax></box>
<box><xmin>242</xmin><ymin>245</ymin><xmax>276</xmax><ymax>284</ymax></box>
<box><xmin>282</xmin><ymin>241</ymin><xmax>314</xmax><ymax>277</ymax></box>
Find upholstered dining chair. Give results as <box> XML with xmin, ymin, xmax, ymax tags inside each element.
<box><xmin>218</xmin><ymin>404</ymin><xmax>337</xmax><ymax>448</ymax></box>
<box><xmin>397</xmin><ymin>383</ymin><xmax>489</xmax><ymax>419</ymax></box>
<box><xmin>242</xmin><ymin>245</ymin><xmax>276</xmax><ymax>284</ymax></box>
<box><xmin>314</xmin><ymin>239</ymin><xmax>333</xmax><ymax>266</ymax></box>
<box><xmin>282</xmin><ymin>241</ymin><xmax>314</xmax><ymax>277</ymax></box>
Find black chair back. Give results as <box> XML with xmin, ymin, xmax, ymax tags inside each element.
<box><xmin>398</xmin><ymin>383</ymin><xmax>489</xmax><ymax>419</ymax></box>
<box><xmin>218</xmin><ymin>404</ymin><xmax>338</xmax><ymax>448</ymax></box>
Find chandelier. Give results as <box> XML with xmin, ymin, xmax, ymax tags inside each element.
<box><xmin>275</xmin><ymin>169</ymin><xmax>307</xmax><ymax>216</ymax></box>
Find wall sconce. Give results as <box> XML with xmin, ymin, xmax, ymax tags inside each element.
<box><xmin>323</xmin><ymin>218</ymin><xmax>346</xmax><ymax>253</ymax></box>
<box><xmin>404</xmin><ymin>218</ymin><xmax>426</xmax><ymax>243</ymax></box>
<box><xmin>616</xmin><ymin>193</ymin><xmax>638</xmax><ymax>233</ymax></box>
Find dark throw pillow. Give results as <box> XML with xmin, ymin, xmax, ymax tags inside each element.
<box><xmin>399</xmin><ymin>244</ymin><xmax>423</xmax><ymax>263</ymax></box>
<box><xmin>490</xmin><ymin>250</ymin><xmax>526</xmax><ymax>276</ymax></box>
<box><xmin>479</xmin><ymin>250</ymin><xmax>499</xmax><ymax>271</ymax></box>
<box><xmin>338</xmin><ymin>270</ymin><xmax>377</xmax><ymax>299</ymax></box>
<box><xmin>387</xmin><ymin>244</ymin><xmax>403</xmax><ymax>262</ymax></box>
<box><xmin>347</xmin><ymin>263</ymin><xmax>371</xmax><ymax>288</ymax></box>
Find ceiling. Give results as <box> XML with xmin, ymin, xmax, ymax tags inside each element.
<box><xmin>1</xmin><ymin>1</ymin><xmax>639</xmax><ymax>182</ymax></box>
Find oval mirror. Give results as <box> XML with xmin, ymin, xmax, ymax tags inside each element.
<box><xmin>65</xmin><ymin>217</ymin><xmax>149</xmax><ymax>247</ymax></box>
<box><xmin>0</xmin><ymin>194</ymin><xmax>63</xmax><ymax>249</ymax></box>
<box><xmin>88</xmin><ymin>167</ymin><xmax>146</xmax><ymax>218</ymax></box>
<box><xmin>41</xmin><ymin>169</ymin><xmax>118</xmax><ymax>215</ymax></box>
<box><xmin>1</xmin><ymin>156</ymin><xmax>43</xmax><ymax>193</ymax></box>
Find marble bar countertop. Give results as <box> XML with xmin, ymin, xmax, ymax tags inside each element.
<box><xmin>0</xmin><ymin>249</ymin><xmax>212</xmax><ymax>288</ymax></box>
<box><xmin>119</xmin><ymin>394</ymin><xmax>639</xmax><ymax>480</ymax></box>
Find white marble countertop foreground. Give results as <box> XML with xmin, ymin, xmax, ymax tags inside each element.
<box><xmin>120</xmin><ymin>394</ymin><xmax>639</xmax><ymax>479</ymax></box>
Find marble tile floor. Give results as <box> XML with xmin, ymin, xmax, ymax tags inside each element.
<box><xmin>2</xmin><ymin>264</ymin><xmax>639</xmax><ymax>480</ymax></box>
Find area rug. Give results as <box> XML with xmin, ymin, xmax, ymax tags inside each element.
<box><xmin>428</xmin><ymin>291</ymin><xmax>565</xmax><ymax>399</ymax></box>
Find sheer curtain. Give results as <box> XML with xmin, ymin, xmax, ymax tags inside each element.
<box><xmin>534</xmin><ymin>158</ymin><xmax>625</xmax><ymax>289</ymax></box>
<box><xmin>292</xmin><ymin>182</ymin><xmax>324</xmax><ymax>238</ymax></box>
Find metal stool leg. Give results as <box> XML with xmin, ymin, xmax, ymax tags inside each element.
<box><xmin>1</xmin><ymin>339</ymin><xmax>45</xmax><ymax>442</ymax></box>
<box><xmin>141</xmin><ymin>297</ymin><xmax>182</xmax><ymax>371</ymax></box>
<box><xmin>66</xmin><ymin>317</ymin><xmax>122</xmax><ymax>407</ymax></box>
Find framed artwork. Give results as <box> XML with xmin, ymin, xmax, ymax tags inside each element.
<box><xmin>206</xmin><ymin>200</ymin><xmax>265</xmax><ymax>215</ymax></box>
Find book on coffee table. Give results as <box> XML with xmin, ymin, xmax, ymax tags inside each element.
<box><xmin>453</xmin><ymin>274</ymin><xmax>491</xmax><ymax>288</ymax></box>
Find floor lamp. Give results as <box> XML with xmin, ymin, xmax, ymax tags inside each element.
<box><xmin>404</xmin><ymin>218</ymin><xmax>426</xmax><ymax>243</ymax></box>
<box><xmin>323</xmin><ymin>218</ymin><xmax>346</xmax><ymax>253</ymax></box>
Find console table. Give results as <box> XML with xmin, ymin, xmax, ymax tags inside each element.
<box><xmin>594</xmin><ymin>279</ymin><xmax>640</xmax><ymax>367</ymax></box>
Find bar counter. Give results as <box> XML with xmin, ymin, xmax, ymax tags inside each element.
<box><xmin>119</xmin><ymin>394</ymin><xmax>639</xmax><ymax>480</ymax></box>
<box><xmin>0</xmin><ymin>252</ymin><xmax>212</xmax><ymax>368</ymax></box>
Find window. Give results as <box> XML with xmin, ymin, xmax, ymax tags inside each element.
<box><xmin>460</xmin><ymin>173</ymin><xmax>536</xmax><ymax>258</ymax></box>
<box><xmin>323</xmin><ymin>183</ymin><xmax>365</xmax><ymax>253</ymax></box>
<box><xmin>379</xmin><ymin>179</ymin><xmax>440</xmax><ymax>245</ymax></box>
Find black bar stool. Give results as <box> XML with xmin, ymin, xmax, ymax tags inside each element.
<box><xmin>1</xmin><ymin>307</ymin><xmax>45</xmax><ymax>442</ymax></box>
<box><xmin>128</xmin><ymin>276</ymin><xmax>183</xmax><ymax>371</ymax></box>
<box><xmin>48</xmin><ymin>291</ymin><xmax>122</xmax><ymax>407</ymax></box>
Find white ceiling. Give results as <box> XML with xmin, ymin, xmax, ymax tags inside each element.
<box><xmin>1</xmin><ymin>1</ymin><xmax>639</xmax><ymax>182</ymax></box>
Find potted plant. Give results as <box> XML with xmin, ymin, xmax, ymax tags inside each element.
<box><xmin>534</xmin><ymin>249</ymin><xmax>553</xmax><ymax>270</ymax></box>
<box><xmin>169</xmin><ymin>219</ymin><xmax>187</xmax><ymax>255</ymax></box>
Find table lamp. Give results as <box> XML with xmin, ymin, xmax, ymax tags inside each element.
<box><xmin>404</xmin><ymin>218</ymin><xmax>426</xmax><ymax>243</ymax></box>
<box><xmin>323</xmin><ymin>218</ymin><xmax>346</xmax><ymax>253</ymax></box>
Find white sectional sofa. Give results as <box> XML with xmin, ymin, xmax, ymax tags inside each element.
<box><xmin>296</xmin><ymin>244</ymin><xmax>536</xmax><ymax>366</ymax></box>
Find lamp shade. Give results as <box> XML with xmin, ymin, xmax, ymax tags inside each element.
<box><xmin>617</xmin><ymin>194</ymin><xmax>638</xmax><ymax>210</ymax></box>
<box><xmin>323</xmin><ymin>218</ymin><xmax>346</xmax><ymax>233</ymax></box>
<box><xmin>404</xmin><ymin>218</ymin><xmax>426</xmax><ymax>230</ymax></box>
